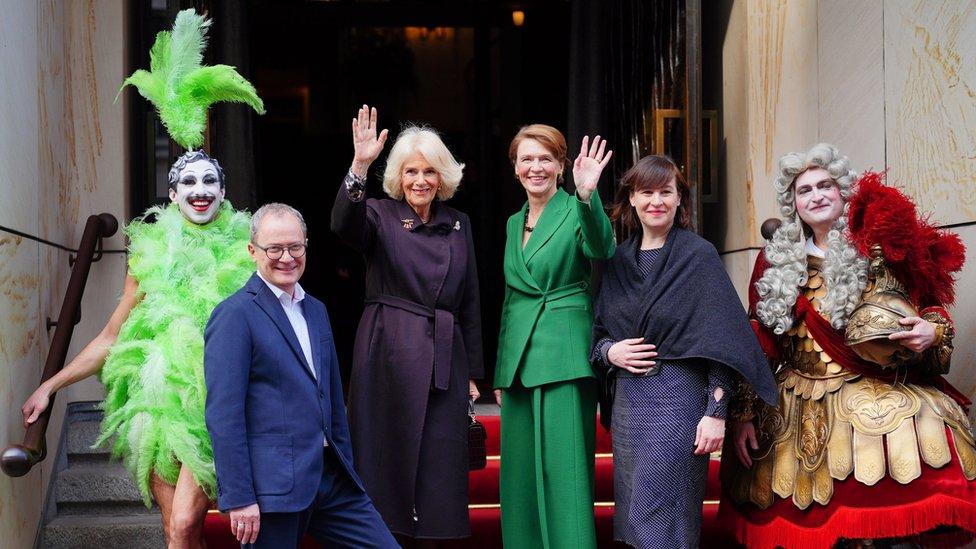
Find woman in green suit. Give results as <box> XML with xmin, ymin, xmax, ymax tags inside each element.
<box><xmin>493</xmin><ymin>124</ymin><xmax>616</xmax><ymax>548</ymax></box>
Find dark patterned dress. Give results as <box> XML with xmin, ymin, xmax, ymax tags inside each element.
<box><xmin>595</xmin><ymin>248</ymin><xmax>733</xmax><ymax>548</ymax></box>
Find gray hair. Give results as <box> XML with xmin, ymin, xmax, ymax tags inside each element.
<box><xmin>168</xmin><ymin>150</ymin><xmax>226</xmax><ymax>189</ymax></box>
<box><xmin>382</xmin><ymin>125</ymin><xmax>464</xmax><ymax>201</ymax></box>
<box><xmin>250</xmin><ymin>203</ymin><xmax>308</xmax><ymax>242</ymax></box>
<box><xmin>755</xmin><ymin>143</ymin><xmax>868</xmax><ymax>332</ymax></box>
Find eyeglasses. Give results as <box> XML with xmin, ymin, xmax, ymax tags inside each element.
<box><xmin>252</xmin><ymin>242</ymin><xmax>307</xmax><ymax>260</ymax></box>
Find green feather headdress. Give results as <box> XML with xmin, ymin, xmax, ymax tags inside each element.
<box><xmin>118</xmin><ymin>9</ymin><xmax>265</xmax><ymax>150</ymax></box>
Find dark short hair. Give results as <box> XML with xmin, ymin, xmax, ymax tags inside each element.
<box><xmin>167</xmin><ymin>150</ymin><xmax>226</xmax><ymax>190</ymax></box>
<box><xmin>610</xmin><ymin>155</ymin><xmax>690</xmax><ymax>231</ymax></box>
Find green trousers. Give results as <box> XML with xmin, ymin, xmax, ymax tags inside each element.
<box><xmin>499</xmin><ymin>378</ymin><xmax>597</xmax><ymax>549</ymax></box>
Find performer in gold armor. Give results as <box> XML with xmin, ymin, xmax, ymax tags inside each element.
<box><xmin>720</xmin><ymin>143</ymin><xmax>976</xmax><ymax>548</ymax></box>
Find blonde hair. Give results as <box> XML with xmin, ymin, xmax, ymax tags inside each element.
<box><xmin>382</xmin><ymin>126</ymin><xmax>464</xmax><ymax>201</ymax></box>
<box><xmin>755</xmin><ymin>143</ymin><xmax>868</xmax><ymax>332</ymax></box>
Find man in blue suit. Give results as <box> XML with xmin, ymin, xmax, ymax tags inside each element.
<box><xmin>204</xmin><ymin>203</ymin><xmax>397</xmax><ymax>548</ymax></box>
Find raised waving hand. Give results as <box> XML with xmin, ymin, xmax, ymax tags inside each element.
<box><xmin>351</xmin><ymin>104</ymin><xmax>389</xmax><ymax>176</ymax></box>
<box><xmin>572</xmin><ymin>135</ymin><xmax>613</xmax><ymax>203</ymax></box>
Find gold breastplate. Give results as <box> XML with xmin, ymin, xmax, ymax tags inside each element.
<box><xmin>780</xmin><ymin>258</ymin><xmax>860</xmax><ymax>399</ymax></box>
<box><xmin>728</xmin><ymin>256</ymin><xmax>976</xmax><ymax>511</ymax></box>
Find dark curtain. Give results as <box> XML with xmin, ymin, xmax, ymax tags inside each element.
<box><xmin>566</xmin><ymin>0</ymin><xmax>610</xmax><ymax>201</ymax></box>
<box><xmin>607</xmin><ymin>0</ymin><xmax>685</xmax><ymax>173</ymax></box>
<box><xmin>568</xmin><ymin>0</ymin><xmax>686</xmax><ymax>237</ymax></box>
<box><xmin>211</xmin><ymin>0</ymin><xmax>259</xmax><ymax>211</ymax></box>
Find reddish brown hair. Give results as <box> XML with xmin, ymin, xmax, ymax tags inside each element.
<box><xmin>508</xmin><ymin>124</ymin><xmax>568</xmax><ymax>171</ymax></box>
<box><xmin>610</xmin><ymin>155</ymin><xmax>691</xmax><ymax>231</ymax></box>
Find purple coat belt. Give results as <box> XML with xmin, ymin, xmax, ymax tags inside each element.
<box><xmin>365</xmin><ymin>294</ymin><xmax>457</xmax><ymax>391</ymax></box>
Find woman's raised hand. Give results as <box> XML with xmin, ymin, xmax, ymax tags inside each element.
<box><xmin>572</xmin><ymin>135</ymin><xmax>613</xmax><ymax>203</ymax></box>
<box><xmin>607</xmin><ymin>337</ymin><xmax>657</xmax><ymax>375</ymax></box>
<box><xmin>351</xmin><ymin>104</ymin><xmax>389</xmax><ymax>176</ymax></box>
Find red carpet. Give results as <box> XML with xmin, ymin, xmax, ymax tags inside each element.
<box><xmin>204</xmin><ymin>415</ymin><xmax>735</xmax><ymax>548</ymax></box>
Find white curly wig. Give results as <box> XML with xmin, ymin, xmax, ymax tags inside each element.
<box><xmin>755</xmin><ymin>143</ymin><xmax>869</xmax><ymax>333</ymax></box>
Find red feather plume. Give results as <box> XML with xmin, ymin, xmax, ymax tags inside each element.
<box><xmin>847</xmin><ymin>171</ymin><xmax>965</xmax><ymax>307</ymax></box>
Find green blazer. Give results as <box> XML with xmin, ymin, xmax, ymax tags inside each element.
<box><xmin>494</xmin><ymin>188</ymin><xmax>616</xmax><ymax>389</ymax></box>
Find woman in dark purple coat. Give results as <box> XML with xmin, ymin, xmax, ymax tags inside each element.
<box><xmin>330</xmin><ymin>105</ymin><xmax>484</xmax><ymax>545</ymax></box>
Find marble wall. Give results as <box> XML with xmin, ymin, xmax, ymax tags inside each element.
<box><xmin>884</xmin><ymin>1</ymin><xmax>976</xmax><ymax>223</ymax></box>
<box><xmin>0</xmin><ymin>1</ymin><xmax>126</xmax><ymax>546</ymax></box>
<box><xmin>720</xmin><ymin>0</ymin><xmax>976</xmax><ymax>412</ymax></box>
<box><xmin>0</xmin><ymin>6</ymin><xmax>46</xmax><ymax>544</ymax></box>
<box><xmin>818</xmin><ymin>0</ymin><xmax>886</xmax><ymax>169</ymax></box>
<box><xmin>952</xmin><ymin>225</ymin><xmax>976</xmax><ymax>403</ymax></box>
<box><xmin>717</xmin><ymin>0</ymin><xmax>751</xmax><ymax>256</ymax></box>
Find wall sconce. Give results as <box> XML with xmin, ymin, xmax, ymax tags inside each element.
<box><xmin>512</xmin><ymin>10</ymin><xmax>525</xmax><ymax>27</ymax></box>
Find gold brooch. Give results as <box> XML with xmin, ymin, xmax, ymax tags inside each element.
<box><xmin>401</xmin><ymin>218</ymin><xmax>415</xmax><ymax>230</ymax></box>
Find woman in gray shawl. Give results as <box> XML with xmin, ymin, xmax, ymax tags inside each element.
<box><xmin>591</xmin><ymin>155</ymin><xmax>777</xmax><ymax>548</ymax></box>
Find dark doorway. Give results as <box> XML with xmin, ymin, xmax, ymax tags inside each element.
<box><xmin>127</xmin><ymin>0</ymin><xmax>714</xmax><ymax>388</ymax></box>
<box><xmin>246</xmin><ymin>1</ymin><xmax>571</xmax><ymax>383</ymax></box>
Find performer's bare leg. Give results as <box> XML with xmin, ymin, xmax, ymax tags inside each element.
<box><xmin>168</xmin><ymin>465</ymin><xmax>210</xmax><ymax>549</ymax></box>
<box><xmin>151</xmin><ymin>473</ymin><xmax>177</xmax><ymax>544</ymax></box>
<box><xmin>150</xmin><ymin>467</ymin><xmax>210</xmax><ymax>549</ymax></box>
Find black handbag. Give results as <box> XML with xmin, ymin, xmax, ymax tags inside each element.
<box><xmin>468</xmin><ymin>399</ymin><xmax>487</xmax><ymax>470</ymax></box>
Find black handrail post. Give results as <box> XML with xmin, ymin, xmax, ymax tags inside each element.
<box><xmin>2</xmin><ymin>213</ymin><xmax>118</xmax><ymax>477</ymax></box>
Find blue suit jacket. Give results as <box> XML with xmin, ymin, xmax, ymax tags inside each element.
<box><xmin>204</xmin><ymin>273</ymin><xmax>361</xmax><ymax>513</ymax></box>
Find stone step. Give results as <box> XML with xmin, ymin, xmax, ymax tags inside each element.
<box><xmin>56</xmin><ymin>462</ymin><xmax>143</xmax><ymax>505</ymax></box>
<box><xmin>56</xmin><ymin>500</ymin><xmax>159</xmax><ymax>517</ymax></box>
<box><xmin>65</xmin><ymin>420</ymin><xmax>113</xmax><ymax>461</ymax></box>
<box><xmin>43</xmin><ymin>514</ymin><xmax>164</xmax><ymax>548</ymax></box>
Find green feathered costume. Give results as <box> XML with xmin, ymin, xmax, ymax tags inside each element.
<box><xmin>97</xmin><ymin>8</ymin><xmax>263</xmax><ymax>504</ymax></box>
<box><xmin>97</xmin><ymin>202</ymin><xmax>253</xmax><ymax>504</ymax></box>
<box><xmin>117</xmin><ymin>9</ymin><xmax>265</xmax><ymax>150</ymax></box>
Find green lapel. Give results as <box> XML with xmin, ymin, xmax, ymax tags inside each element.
<box><xmin>522</xmin><ymin>188</ymin><xmax>572</xmax><ymax>264</ymax></box>
<box><xmin>506</xmin><ymin>208</ymin><xmax>541</xmax><ymax>293</ymax></box>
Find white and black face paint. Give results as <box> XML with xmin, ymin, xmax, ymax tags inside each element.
<box><xmin>169</xmin><ymin>159</ymin><xmax>225</xmax><ymax>224</ymax></box>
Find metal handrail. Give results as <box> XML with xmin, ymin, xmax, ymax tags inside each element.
<box><xmin>1</xmin><ymin>213</ymin><xmax>119</xmax><ymax>477</ymax></box>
